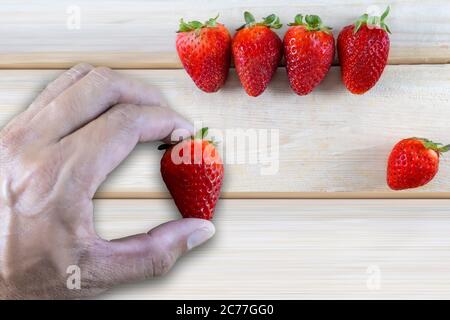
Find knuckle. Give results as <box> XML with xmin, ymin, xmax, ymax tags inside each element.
<box><xmin>91</xmin><ymin>66</ymin><xmax>115</xmax><ymax>81</ymax></box>
<box><xmin>88</xmin><ymin>66</ymin><xmax>120</xmax><ymax>94</ymax></box>
<box><xmin>64</xmin><ymin>67</ymin><xmax>85</xmax><ymax>81</ymax></box>
<box><xmin>108</xmin><ymin>104</ymin><xmax>142</xmax><ymax>129</ymax></box>
<box><xmin>72</xmin><ymin>62</ymin><xmax>94</xmax><ymax>74</ymax></box>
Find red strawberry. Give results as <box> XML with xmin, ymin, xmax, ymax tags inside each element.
<box><xmin>232</xmin><ymin>12</ymin><xmax>283</xmax><ymax>97</ymax></box>
<box><xmin>160</xmin><ymin>128</ymin><xmax>224</xmax><ymax>220</ymax></box>
<box><xmin>284</xmin><ymin>14</ymin><xmax>335</xmax><ymax>95</ymax></box>
<box><xmin>176</xmin><ymin>15</ymin><xmax>231</xmax><ymax>93</ymax></box>
<box><xmin>387</xmin><ymin>138</ymin><xmax>449</xmax><ymax>190</ymax></box>
<box><xmin>337</xmin><ymin>6</ymin><xmax>391</xmax><ymax>94</ymax></box>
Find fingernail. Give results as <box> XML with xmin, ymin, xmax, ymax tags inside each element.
<box><xmin>187</xmin><ymin>223</ymin><xmax>215</xmax><ymax>250</ymax></box>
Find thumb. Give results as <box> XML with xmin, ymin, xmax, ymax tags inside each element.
<box><xmin>92</xmin><ymin>218</ymin><xmax>215</xmax><ymax>286</ymax></box>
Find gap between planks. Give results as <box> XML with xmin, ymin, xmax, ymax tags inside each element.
<box><xmin>0</xmin><ymin>61</ymin><xmax>448</xmax><ymax>70</ymax></box>
<box><xmin>94</xmin><ymin>192</ymin><xmax>450</xmax><ymax>200</ymax></box>
<box><xmin>1</xmin><ymin>66</ymin><xmax>448</xmax><ymax>199</ymax></box>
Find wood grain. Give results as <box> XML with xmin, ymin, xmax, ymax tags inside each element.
<box><xmin>1</xmin><ymin>65</ymin><xmax>449</xmax><ymax>197</ymax></box>
<box><xmin>94</xmin><ymin>199</ymin><xmax>450</xmax><ymax>299</ymax></box>
<box><xmin>0</xmin><ymin>0</ymin><xmax>448</xmax><ymax>68</ymax></box>
<box><xmin>0</xmin><ymin>0</ymin><xmax>449</xmax><ymax>302</ymax></box>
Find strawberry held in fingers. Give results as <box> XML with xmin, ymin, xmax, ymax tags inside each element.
<box><xmin>338</xmin><ymin>6</ymin><xmax>391</xmax><ymax>94</ymax></box>
<box><xmin>160</xmin><ymin>128</ymin><xmax>224</xmax><ymax>220</ymax></box>
<box><xmin>284</xmin><ymin>14</ymin><xmax>334</xmax><ymax>95</ymax></box>
<box><xmin>387</xmin><ymin>138</ymin><xmax>449</xmax><ymax>190</ymax></box>
<box><xmin>232</xmin><ymin>12</ymin><xmax>283</xmax><ymax>97</ymax></box>
<box><xmin>176</xmin><ymin>15</ymin><xmax>231</xmax><ymax>93</ymax></box>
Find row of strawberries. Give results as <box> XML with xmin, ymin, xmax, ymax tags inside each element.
<box><xmin>176</xmin><ymin>8</ymin><xmax>391</xmax><ymax>96</ymax></box>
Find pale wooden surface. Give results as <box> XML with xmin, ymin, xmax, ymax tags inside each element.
<box><xmin>96</xmin><ymin>199</ymin><xmax>450</xmax><ymax>299</ymax></box>
<box><xmin>0</xmin><ymin>0</ymin><xmax>449</xmax><ymax>300</ymax></box>
<box><xmin>0</xmin><ymin>66</ymin><xmax>449</xmax><ymax>196</ymax></box>
<box><xmin>0</xmin><ymin>0</ymin><xmax>449</xmax><ymax>68</ymax></box>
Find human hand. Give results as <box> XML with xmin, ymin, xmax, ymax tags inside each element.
<box><xmin>0</xmin><ymin>63</ymin><xmax>215</xmax><ymax>299</ymax></box>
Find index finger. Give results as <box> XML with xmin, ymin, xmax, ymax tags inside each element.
<box><xmin>29</xmin><ymin>67</ymin><xmax>168</xmax><ymax>144</ymax></box>
<box><xmin>59</xmin><ymin>104</ymin><xmax>193</xmax><ymax>196</ymax></box>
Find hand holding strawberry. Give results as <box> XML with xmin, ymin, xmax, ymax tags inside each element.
<box><xmin>176</xmin><ymin>15</ymin><xmax>231</xmax><ymax>93</ymax></box>
<box><xmin>387</xmin><ymin>138</ymin><xmax>449</xmax><ymax>190</ymax></box>
<box><xmin>232</xmin><ymin>12</ymin><xmax>283</xmax><ymax>97</ymax></box>
<box><xmin>284</xmin><ymin>14</ymin><xmax>334</xmax><ymax>95</ymax></box>
<box><xmin>160</xmin><ymin>128</ymin><xmax>224</xmax><ymax>220</ymax></box>
<box><xmin>338</xmin><ymin>6</ymin><xmax>391</xmax><ymax>94</ymax></box>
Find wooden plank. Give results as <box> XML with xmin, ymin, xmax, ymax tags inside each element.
<box><xmin>0</xmin><ymin>0</ymin><xmax>449</xmax><ymax>68</ymax></box>
<box><xmin>1</xmin><ymin>65</ymin><xmax>449</xmax><ymax>197</ymax></box>
<box><xmin>94</xmin><ymin>199</ymin><xmax>450</xmax><ymax>299</ymax></box>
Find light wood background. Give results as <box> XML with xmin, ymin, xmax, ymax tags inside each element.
<box><xmin>0</xmin><ymin>0</ymin><xmax>449</xmax><ymax>299</ymax></box>
<box><xmin>96</xmin><ymin>199</ymin><xmax>450</xmax><ymax>299</ymax></box>
<box><xmin>0</xmin><ymin>0</ymin><xmax>448</xmax><ymax>67</ymax></box>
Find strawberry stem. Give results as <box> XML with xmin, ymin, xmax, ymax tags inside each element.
<box><xmin>177</xmin><ymin>14</ymin><xmax>220</xmax><ymax>33</ymax></box>
<box><xmin>288</xmin><ymin>14</ymin><xmax>332</xmax><ymax>34</ymax></box>
<box><xmin>354</xmin><ymin>6</ymin><xmax>391</xmax><ymax>34</ymax></box>
<box><xmin>237</xmin><ymin>11</ymin><xmax>282</xmax><ymax>30</ymax></box>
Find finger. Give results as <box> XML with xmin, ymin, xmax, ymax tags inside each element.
<box><xmin>60</xmin><ymin>104</ymin><xmax>193</xmax><ymax>196</ymax></box>
<box><xmin>8</xmin><ymin>63</ymin><xmax>94</xmax><ymax>127</ymax></box>
<box><xmin>93</xmin><ymin>218</ymin><xmax>215</xmax><ymax>285</ymax></box>
<box><xmin>29</xmin><ymin>63</ymin><xmax>94</xmax><ymax>114</ymax></box>
<box><xmin>30</xmin><ymin>66</ymin><xmax>167</xmax><ymax>143</ymax></box>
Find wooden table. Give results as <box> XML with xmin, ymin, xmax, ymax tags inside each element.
<box><xmin>1</xmin><ymin>0</ymin><xmax>450</xmax><ymax>299</ymax></box>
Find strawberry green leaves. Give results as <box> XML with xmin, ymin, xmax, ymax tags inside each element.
<box><xmin>288</xmin><ymin>14</ymin><xmax>332</xmax><ymax>34</ymax></box>
<box><xmin>244</xmin><ymin>11</ymin><xmax>256</xmax><ymax>25</ymax></box>
<box><xmin>354</xmin><ymin>6</ymin><xmax>391</xmax><ymax>34</ymax></box>
<box><xmin>354</xmin><ymin>14</ymin><xmax>368</xmax><ymax>33</ymax></box>
<box><xmin>178</xmin><ymin>19</ymin><xmax>202</xmax><ymax>32</ymax></box>
<box><xmin>415</xmin><ymin>138</ymin><xmax>450</xmax><ymax>154</ymax></box>
<box><xmin>262</xmin><ymin>14</ymin><xmax>282</xmax><ymax>29</ymax></box>
<box><xmin>194</xmin><ymin>127</ymin><xmax>209</xmax><ymax>140</ymax></box>
<box><xmin>177</xmin><ymin>14</ymin><xmax>219</xmax><ymax>33</ymax></box>
<box><xmin>205</xmin><ymin>15</ymin><xmax>219</xmax><ymax>28</ymax></box>
<box><xmin>379</xmin><ymin>6</ymin><xmax>391</xmax><ymax>34</ymax></box>
<box><xmin>237</xmin><ymin>11</ymin><xmax>282</xmax><ymax>30</ymax></box>
<box><xmin>288</xmin><ymin>14</ymin><xmax>305</xmax><ymax>26</ymax></box>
